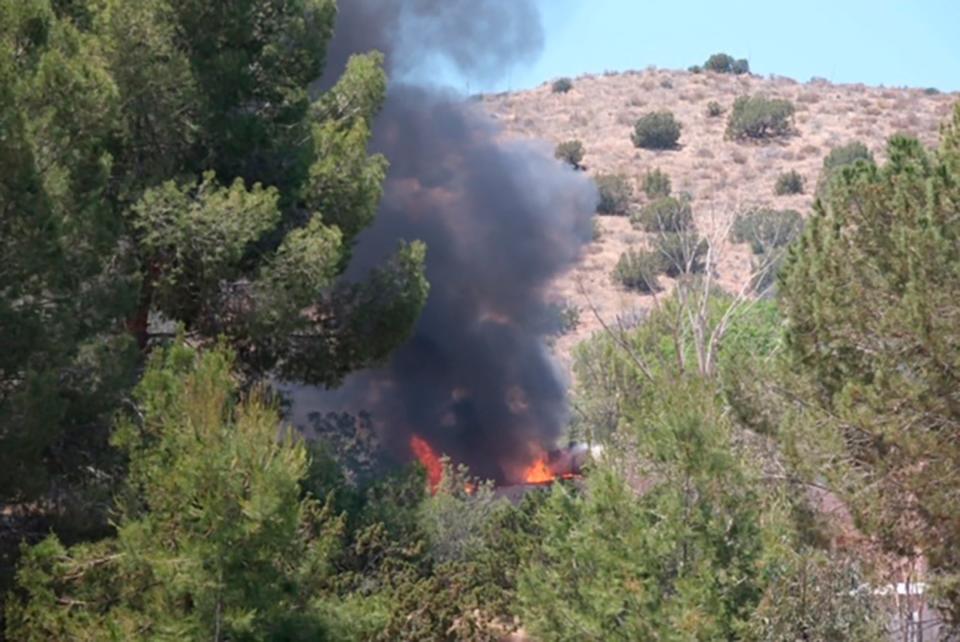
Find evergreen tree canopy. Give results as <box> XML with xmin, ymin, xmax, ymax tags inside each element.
<box><xmin>5</xmin><ymin>343</ymin><xmax>389</xmax><ymax>640</ymax></box>
<box><xmin>0</xmin><ymin>0</ymin><xmax>428</xmax><ymax>503</ymax></box>
<box><xmin>518</xmin><ymin>382</ymin><xmax>767</xmax><ymax>641</ymax></box>
<box><xmin>781</xmin><ymin>110</ymin><xmax>960</xmax><ymax>624</ymax></box>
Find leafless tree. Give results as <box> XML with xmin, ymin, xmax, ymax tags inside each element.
<box><xmin>581</xmin><ymin>199</ymin><xmax>789</xmax><ymax>379</ymax></box>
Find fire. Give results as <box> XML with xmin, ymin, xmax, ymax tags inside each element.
<box><xmin>523</xmin><ymin>456</ymin><xmax>555</xmax><ymax>484</ymax></box>
<box><xmin>410</xmin><ymin>438</ymin><xmax>585</xmax><ymax>492</ymax></box>
<box><xmin>409</xmin><ymin>435</ymin><xmax>442</xmax><ymax>491</ymax></box>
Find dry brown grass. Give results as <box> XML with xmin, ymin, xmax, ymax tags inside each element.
<box><xmin>482</xmin><ymin>69</ymin><xmax>957</xmax><ymax>362</ymax></box>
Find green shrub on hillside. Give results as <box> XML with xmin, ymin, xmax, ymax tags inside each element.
<box><xmin>656</xmin><ymin>231</ymin><xmax>708</xmax><ymax>276</ymax></box>
<box><xmin>726</xmin><ymin>95</ymin><xmax>795</xmax><ymax>140</ymax></box>
<box><xmin>706</xmin><ymin>101</ymin><xmax>725</xmax><ymax>118</ymax></box>
<box><xmin>592</xmin><ymin>218</ymin><xmax>603</xmax><ymax>241</ymax></box>
<box><xmin>552</xmin><ymin>300</ymin><xmax>582</xmax><ymax>334</ymax></box>
<box><xmin>774</xmin><ymin>170</ymin><xmax>805</xmax><ymax>195</ymax></box>
<box><xmin>823</xmin><ymin>141</ymin><xmax>874</xmax><ymax>171</ymax></box>
<box><xmin>613</xmin><ymin>249</ymin><xmax>663</xmax><ymax>292</ymax></box>
<box><xmin>731</xmin><ymin>208</ymin><xmax>804</xmax><ymax>254</ymax></box>
<box><xmin>731</xmin><ymin>58</ymin><xmax>750</xmax><ymax>75</ymax></box>
<box><xmin>704</xmin><ymin>53</ymin><xmax>735</xmax><ymax>72</ymax></box>
<box><xmin>632</xmin><ymin>111</ymin><xmax>682</xmax><ymax>150</ymax></box>
<box><xmin>642</xmin><ymin>168</ymin><xmax>672</xmax><ymax>199</ymax></box>
<box><xmin>726</xmin><ymin>208</ymin><xmax>804</xmax><ymax>294</ymax></box>
<box><xmin>552</xmin><ymin>77</ymin><xmax>573</xmax><ymax>94</ymax></box>
<box><xmin>816</xmin><ymin>141</ymin><xmax>875</xmax><ymax>197</ymax></box>
<box><xmin>750</xmin><ymin>252</ymin><xmax>787</xmax><ymax>295</ymax></box>
<box><xmin>704</xmin><ymin>53</ymin><xmax>750</xmax><ymax>75</ymax></box>
<box><xmin>554</xmin><ymin>140</ymin><xmax>585</xmax><ymax>169</ymax></box>
<box><xmin>614</xmin><ymin>229</ymin><xmax>708</xmax><ymax>289</ymax></box>
<box><xmin>632</xmin><ymin>195</ymin><xmax>693</xmax><ymax>233</ymax></box>
<box><xmin>595</xmin><ymin>173</ymin><xmax>633</xmax><ymax>215</ymax></box>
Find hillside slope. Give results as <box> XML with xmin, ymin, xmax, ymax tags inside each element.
<box><xmin>481</xmin><ymin>68</ymin><xmax>957</xmax><ymax>362</ymax></box>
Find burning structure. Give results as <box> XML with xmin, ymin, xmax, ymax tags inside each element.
<box><xmin>288</xmin><ymin>1</ymin><xmax>596</xmax><ymax>487</ymax></box>
<box><xmin>407</xmin><ymin>436</ymin><xmax>596</xmax><ymax>494</ymax></box>
<box><xmin>494</xmin><ymin>442</ymin><xmax>597</xmax><ymax>502</ymax></box>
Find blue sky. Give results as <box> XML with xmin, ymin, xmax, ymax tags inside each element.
<box><xmin>471</xmin><ymin>0</ymin><xmax>959</xmax><ymax>93</ymax></box>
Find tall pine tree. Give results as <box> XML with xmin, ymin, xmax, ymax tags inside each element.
<box><xmin>780</xmin><ymin>104</ymin><xmax>960</xmax><ymax>626</ymax></box>
<box><xmin>0</xmin><ymin>0</ymin><xmax>428</xmax><ymax>506</ymax></box>
<box><xmin>5</xmin><ymin>342</ymin><xmax>390</xmax><ymax>640</ymax></box>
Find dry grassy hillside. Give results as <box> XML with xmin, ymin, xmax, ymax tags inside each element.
<box><xmin>481</xmin><ymin>68</ymin><xmax>958</xmax><ymax>363</ymax></box>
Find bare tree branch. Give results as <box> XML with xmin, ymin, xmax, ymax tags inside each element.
<box><xmin>575</xmin><ymin>275</ymin><xmax>656</xmax><ymax>383</ymax></box>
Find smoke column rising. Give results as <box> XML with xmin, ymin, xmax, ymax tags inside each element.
<box><xmin>292</xmin><ymin>0</ymin><xmax>596</xmax><ymax>482</ymax></box>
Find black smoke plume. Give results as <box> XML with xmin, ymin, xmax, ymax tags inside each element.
<box><xmin>290</xmin><ymin>0</ymin><xmax>596</xmax><ymax>483</ymax></box>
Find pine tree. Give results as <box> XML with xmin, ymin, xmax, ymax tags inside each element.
<box><xmin>780</xmin><ymin>110</ymin><xmax>960</xmax><ymax>626</ymax></box>
<box><xmin>518</xmin><ymin>381</ymin><xmax>768</xmax><ymax>640</ymax></box>
<box><xmin>0</xmin><ymin>0</ymin><xmax>141</xmax><ymax>505</ymax></box>
<box><xmin>5</xmin><ymin>342</ymin><xmax>389</xmax><ymax>640</ymax></box>
<box><xmin>0</xmin><ymin>0</ymin><xmax>428</xmax><ymax>505</ymax></box>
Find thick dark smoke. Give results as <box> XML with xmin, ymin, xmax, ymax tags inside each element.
<box><xmin>290</xmin><ymin>0</ymin><xmax>596</xmax><ymax>483</ymax></box>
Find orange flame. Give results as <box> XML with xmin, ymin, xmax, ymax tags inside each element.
<box><xmin>410</xmin><ymin>435</ymin><xmax>443</xmax><ymax>491</ymax></box>
<box><xmin>523</xmin><ymin>456</ymin><xmax>554</xmax><ymax>484</ymax></box>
